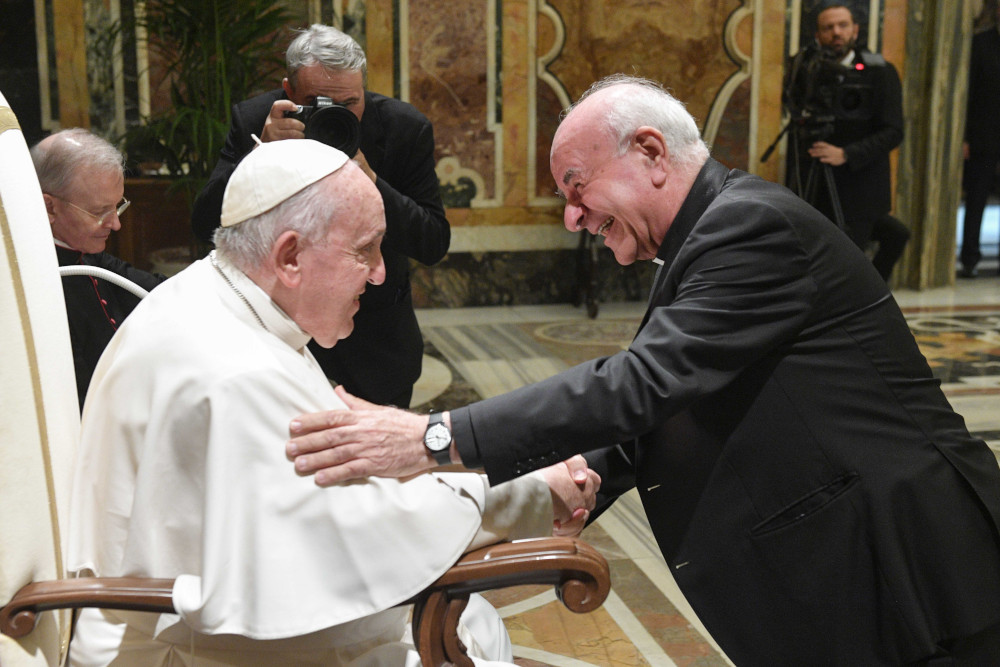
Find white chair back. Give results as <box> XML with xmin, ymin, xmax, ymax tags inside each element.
<box><xmin>0</xmin><ymin>92</ymin><xmax>81</xmax><ymax>666</ymax></box>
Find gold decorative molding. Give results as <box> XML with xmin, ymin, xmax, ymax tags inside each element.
<box><xmin>703</xmin><ymin>2</ymin><xmax>754</xmax><ymax>151</ymax></box>
<box><xmin>529</xmin><ymin>0</ymin><xmax>571</xmax><ymax>207</ymax></box>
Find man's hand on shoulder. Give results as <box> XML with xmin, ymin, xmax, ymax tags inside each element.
<box><xmin>286</xmin><ymin>385</ymin><xmax>435</xmax><ymax>485</ymax></box>
<box><xmin>261</xmin><ymin>99</ymin><xmax>306</xmax><ymax>143</ymax></box>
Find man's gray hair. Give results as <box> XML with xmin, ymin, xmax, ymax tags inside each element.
<box><xmin>30</xmin><ymin>128</ymin><xmax>125</xmax><ymax>197</ymax></box>
<box><xmin>286</xmin><ymin>24</ymin><xmax>367</xmax><ymax>89</ymax></box>
<box><xmin>568</xmin><ymin>74</ymin><xmax>709</xmax><ymax>170</ymax></box>
<box><xmin>213</xmin><ymin>176</ymin><xmax>337</xmax><ymax>273</ymax></box>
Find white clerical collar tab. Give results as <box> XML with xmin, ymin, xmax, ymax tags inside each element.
<box><xmin>652</xmin><ymin>258</ymin><xmax>665</xmax><ymax>265</ymax></box>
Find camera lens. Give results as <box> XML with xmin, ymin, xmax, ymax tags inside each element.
<box><xmin>303</xmin><ymin>105</ymin><xmax>362</xmax><ymax>158</ymax></box>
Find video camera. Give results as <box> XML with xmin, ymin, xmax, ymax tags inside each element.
<box><xmin>284</xmin><ymin>96</ymin><xmax>362</xmax><ymax>157</ymax></box>
<box><xmin>783</xmin><ymin>43</ymin><xmax>875</xmax><ymax>140</ymax></box>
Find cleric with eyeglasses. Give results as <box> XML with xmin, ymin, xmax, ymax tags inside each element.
<box><xmin>31</xmin><ymin>128</ymin><xmax>168</xmax><ymax>410</ymax></box>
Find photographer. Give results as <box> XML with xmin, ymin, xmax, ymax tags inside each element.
<box><xmin>785</xmin><ymin>3</ymin><xmax>909</xmax><ymax>282</ymax></box>
<box><xmin>191</xmin><ymin>24</ymin><xmax>449</xmax><ymax>408</ymax></box>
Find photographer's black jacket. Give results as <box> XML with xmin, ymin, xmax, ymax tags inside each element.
<box><xmin>191</xmin><ymin>89</ymin><xmax>450</xmax><ymax>407</ymax></box>
<box><xmin>788</xmin><ymin>47</ymin><xmax>903</xmax><ymax>241</ymax></box>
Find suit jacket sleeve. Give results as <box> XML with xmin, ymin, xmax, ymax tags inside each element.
<box><xmin>452</xmin><ymin>190</ymin><xmax>820</xmax><ymax>484</ymax></box>
<box><xmin>371</xmin><ymin>100</ymin><xmax>450</xmax><ymax>266</ymax></box>
<box><xmin>583</xmin><ymin>443</ymin><xmax>637</xmax><ymax>520</ymax></box>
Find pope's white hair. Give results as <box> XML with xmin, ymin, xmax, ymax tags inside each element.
<box><xmin>213</xmin><ymin>175</ymin><xmax>337</xmax><ymax>273</ymax></box>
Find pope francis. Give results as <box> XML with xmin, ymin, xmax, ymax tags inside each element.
<box><xmin>67</xmin><ymin>140</ymin><xmax>599</xmax><ymax>666</ymax></box>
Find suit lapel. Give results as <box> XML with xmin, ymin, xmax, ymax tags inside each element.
<box><xmin>638</xmin><ymin>158</ymin><xmax>730</xmax><ymax>331</ymax></box>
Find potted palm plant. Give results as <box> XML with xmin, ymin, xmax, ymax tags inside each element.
<box><xmin>112</xmin><ymin>0</ymin><xmax>293</xmax><ymax>268</ymax></box>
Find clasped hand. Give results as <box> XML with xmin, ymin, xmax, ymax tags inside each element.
<box><xmin>286</xmin><ymin>386</ymin><xmax>600</xmax><ymax>537</ymax></box>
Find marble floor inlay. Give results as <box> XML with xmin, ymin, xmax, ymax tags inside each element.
<box><xmin>410</xmin><ymin>275</ymin><xmax>1000</xmax><ymax>666</ymax></box>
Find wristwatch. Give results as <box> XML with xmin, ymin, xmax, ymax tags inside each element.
<box><xmin>424</xmin><ymin>412</ymin><xmax>453</xmax><ymax>466</ymax></box>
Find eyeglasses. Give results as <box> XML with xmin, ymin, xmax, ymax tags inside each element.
<box><xmin>48</xmin><ymin>193</ymin><xmax>130</xmax><ymax>225</ymax></box>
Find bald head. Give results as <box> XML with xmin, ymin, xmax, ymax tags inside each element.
<box><xmin>32</xmin><ymin>129</ymin><xmax>125</xmax><ymax>188</ymax></box>
<box><xmin>549</xmin><ymin>76</ymin><xmax>709</xmax><ymax>266</ymax></box>
<box><xmin>31</xmin><ymin>129</ymin><xmax>127</xmax><ymax>254</ymax></box>
<box><xmin>554</xmin><ymin>76</ymin><xmax>708</xmax><ymax>170</ymax></box>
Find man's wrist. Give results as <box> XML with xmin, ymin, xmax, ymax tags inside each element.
<box><xmin>442</xmin><ymin>411</ymin><xmax>458</xmax><ymax>465</ymax></box>
<box><xmin>423</xmin><ymin>411</ymin><xmax>457</xmax><ymax>466</ymax></box>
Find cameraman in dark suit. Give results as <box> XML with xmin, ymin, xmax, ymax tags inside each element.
<box><xmin>786</xmin><ymin>3</ymin><xmax>910</xmax><ymax>282</ymax></box>
<box><xmin>191</xmin><ymin>24</ymin><xmax>449</xmax><ymax>408</ymax></box>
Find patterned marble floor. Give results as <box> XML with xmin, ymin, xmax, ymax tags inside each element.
<box><xmin>410</xmin><ymin>267</ymin><xmax>1000</xmax><ymax>667</ymax></box>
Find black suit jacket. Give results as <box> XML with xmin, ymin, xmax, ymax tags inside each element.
<box><xmin>451</xmin><ymin>159</ymin><xmax>1000</xmax><ymax>664</ymax></box>
<box><xmin>191</xmin><ymin>89</ymin><xmax>449</xmax><ymax>406</ymax></box>
<box><xmin>789</xmin><ymin>48</ymin><xmax>903</xmax><ymax>243</ymax></box>
<box><xmin>966</xmin><ymin>28</ymin><xmax>1000</xmax><ymax>156</ymax></box>
<box><xmin>56</xmin><ymin>246</ymin><xmax>166</xmax><ymax>410</ymax></box>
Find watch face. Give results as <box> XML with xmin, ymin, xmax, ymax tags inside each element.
<box><xmin>425</xmin><ymin>423</ymin><xmax>451</xmax><ymax>452</ymax></box>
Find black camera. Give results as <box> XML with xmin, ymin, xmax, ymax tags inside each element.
<box><xmin>283</xmin><ymin>96</ymin><xmax>362</xmax><ymax>157</ymax></box>
<box><xmin>784</xmin><ymin>45</ymin><xmax>874</xmax><ymax>124</ymax></box>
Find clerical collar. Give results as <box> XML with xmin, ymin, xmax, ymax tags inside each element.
<box><xmin>208</xmin><ymin>251</ymin><xmax>311</xmax><ymax>352</ymax></box>
<box><xmin>840</xmin><ymin>49</ymin><xmax>856</xmax><ymax>67</ymax></box>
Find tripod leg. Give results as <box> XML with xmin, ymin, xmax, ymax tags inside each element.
<box><xmin>804</xmin><ymin>159</ymin><xmax>820</xmax><ymax>204</ymax></box>
<box><xmin>822</xmin><ymin>164</ymin><xmax>847</xmax><ymax>231</ymax></box>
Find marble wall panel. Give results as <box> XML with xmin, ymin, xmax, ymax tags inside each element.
<box><xmin>533</xmin><ymin>0</ymin><xmax>744</xmax><ymax>198</ymax></box>
<box><xmin>406</xmin><ymin>0</ymin><xmax>500</xmax><ymax>204</ymax></box>
<box><xmin>712</xmin><ymin>78</ymin><xmax>751</xmax><ymax>169</ymax></box>
<box><xmin>410</xmin><ymin>247</ymin><xmax>655</xmax><ymax>308</ymax></box>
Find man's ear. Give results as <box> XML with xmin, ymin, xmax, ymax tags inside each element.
<box><xmin>634</xmin><ymin>127</ymin><xmax>670</xmax><ymax>186</ymax></box>
<box><xmin>41</xmin><ymin>193</ymin><xmax>57</xmax><ymax>224</ymax></box>
<box><xmin>271</xmin><ymin>230</ymin><xmax>304</xmax><ymax>288</ymax></box>
<box><xmin>282</xmin><ymin>77</ymin><xmax>295</xmax><ymax>100</ymax></box>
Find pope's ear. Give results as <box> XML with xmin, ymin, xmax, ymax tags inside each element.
<box><xmin>271</xmin><ymin>230</ymin><xmax>304</xmax><ymax>288</ymax></box>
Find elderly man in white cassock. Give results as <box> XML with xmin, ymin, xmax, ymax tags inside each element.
<box><xmin>67</xmin><ymin>139</ymin><xmax>600</xmax><ymax>666</ymax></box>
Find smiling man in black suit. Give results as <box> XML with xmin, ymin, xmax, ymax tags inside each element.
<box><xmin>286</xmin><ymin>74</ymin><xmax>1000</xmax><ymax>665</ymax></box>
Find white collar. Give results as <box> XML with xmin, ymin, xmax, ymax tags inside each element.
<box><xmin>839</xmin><ymin>49</ymin><xmax>856</xmax><ymax>67</ymax></box>
<box><xmin>208</xmin><ymin>251</ymin><xmax>312</xmax><ymax>353</ymax></box>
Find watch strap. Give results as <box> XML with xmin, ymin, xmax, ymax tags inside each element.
<box><xmin>425</xmin><ymin>412</ymin><xmax>452</xmax><ymax>465</ymax></box>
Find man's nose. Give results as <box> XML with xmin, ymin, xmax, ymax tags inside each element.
<box><xmin>368</xmin><ymin>252</ymin><xmax>386</xmax><ymax>286</ymax></box>
<box><xmin>564</xmin><ymin>203</ymin><xmax>585</xmax><ymax>232</ymax></box>
<box><xmin>107</xmin><ymin>212</ymin><xmax>122</xmax><ymax>231</ymax></box>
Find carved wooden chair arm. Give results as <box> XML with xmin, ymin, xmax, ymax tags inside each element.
<box><xmin>409</xmin><ymin>536</ymin><xmax>611</xmax><ymax>667</ymax></box>
<box><xmin>0</xmin><ymin>577</ymin><xmax>175</xmax><ymax>639</ymax></box>
<box><xmin>0</xmin><ymin>537</ymin><xmax>610</xmax><ymax>667</ymax></box>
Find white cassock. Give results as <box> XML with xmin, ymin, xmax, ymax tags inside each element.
<box><xmin>67</xmin><ymin>254</ymin><xmax>554</xmax><ymax>666</ymax></box>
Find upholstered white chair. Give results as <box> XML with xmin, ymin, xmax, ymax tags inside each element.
<box><xmin>0</xmin><ymin>92</ymin><xmax>609</xmax><ymax>667</ymax></box>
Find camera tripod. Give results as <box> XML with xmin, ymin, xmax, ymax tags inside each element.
<box><xmin>799</xmin><ymin>155</ymin><xmax>847</xmax><ymax>232</ymax></box>
<box><xmin>763</xmin><ymin>117</ymin><xmax>848</xmax><ymax>233</ymax></box>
